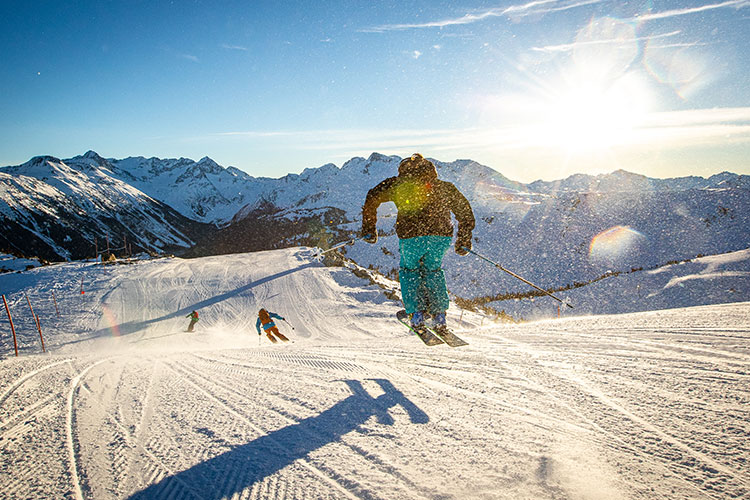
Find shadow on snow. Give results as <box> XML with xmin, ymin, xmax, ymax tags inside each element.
<box><xmin>75</xmin><ymin>262</ymin><xmax>316</xmax><ymax>342</ymax></box>
<box><xmin>128</xmin><ymin>379</ymin><xmax>429</xmax><ymax>499</ymax></box>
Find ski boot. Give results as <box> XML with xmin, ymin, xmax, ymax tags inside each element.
<box><xmin>411</xmin><ymin>311</ymin><xmax>427</xmax><ymax>329</ymax></box>
<box><xmin>431</xmin><ymin>312</ymin><xmax>448</xmax><ymax>335</ymax></box>
<box><xmin>412</xmin><ymin>312</ymin><xmax>443</xmax><ymax>346</ymax></box>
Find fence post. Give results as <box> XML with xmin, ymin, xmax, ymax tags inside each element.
<box><xmin>2</xmin><ymin>295</ymin><xmax>18</xmax><ymax>357</ymax></box>
<box><xmin>35</xmin><ymin>314</ymin><xmax>45</xmax><ymax>353</ymax></box>
<box><xmin>52</xmin><ymin>291</ymin><xmax>60</xmax><ymax>317</ymax></box>
<box><xmin>25</xmin><ymin>292</ymin><xmax>34</xmax><ymax>319</ymax></box>
<box><xmin>25</xmin><ymin>293</ymin><xmax>45</xmax><ymax>352</ymax></box>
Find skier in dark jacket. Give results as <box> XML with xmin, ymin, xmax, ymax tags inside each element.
<box><xmin>361</xmin><ymin>153</ymin><xmax>475</xmax><ymax>333</ymax></box>
<box><xmin>256</xmin><ymin>308</ymin><xmax>289</xmax><ymax>343</ymax></box>
<box><xmin>186</xmin><ymin>310</ymin><xmax>199</xmax><ymax>332</ymax></box>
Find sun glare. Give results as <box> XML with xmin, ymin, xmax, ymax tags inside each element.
<box><xmin>543</xmin><ymin>72</ymin><xmax>652</xmax><ymax>151</ymax></box>
<box><xmin>537</xmin><ymin>17</ymin><xmax>653</xmax><ymax>152</ymax></box>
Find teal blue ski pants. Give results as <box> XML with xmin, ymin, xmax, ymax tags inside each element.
<box><xmin>398</xmin><ymin>236</ymin><xmax>452</xmax><ymax>314</ymax></box>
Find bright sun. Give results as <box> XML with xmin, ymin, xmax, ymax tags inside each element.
<box><xmin>542</xmin><ymin>70</ymin><xmax>652</xmax><ymax>152</ymax></box>
<box><xmin>538</xmin><ymin>17</ymin><xmax>653</xmax><ymax>152</ymax></box>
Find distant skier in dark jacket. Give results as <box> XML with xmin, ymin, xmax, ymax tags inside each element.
<box><xmin>361</xmin><ymin>153</ymin><xmax>475</xmax><ymax>333</ymax></box>
<box><xmin>186</xmin><ymin>310</ymin><xmax>199</xmax><ymax>332</ymax></box>
<box><xmin>256</xmin><ymin>308</ymin><xmax>290</xmax><ymax>343</ymax></box>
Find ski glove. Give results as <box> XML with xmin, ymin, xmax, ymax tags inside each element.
<box><xmin>455</xmin><ymin>232</ymin><xmax>472</xmax><ymax>256</ymax></box>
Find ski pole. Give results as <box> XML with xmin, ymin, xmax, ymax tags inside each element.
<box><xmin>465</xmin><ymin>248</ymin><xmax>573</xmax><ymax>308</ymax></box>
<box><xmin>315</xmin><ymin>237</ymin><xmax>363</xmax><ymax>257</ymax></box>
<box><xmin>281</xmin><ymin>318</ymin><xmax>295</xmax><ymax>330</ymax></box>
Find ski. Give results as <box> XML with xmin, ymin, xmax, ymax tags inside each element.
<box><xmin>396</xmin><ymin>310</ymin><xmax>444</xmax><ymax>346</ymax></box>
<box><xmin>427</xmin><ymin>325</ymin><xmax>468</xmax><ymax>348</ymax></box>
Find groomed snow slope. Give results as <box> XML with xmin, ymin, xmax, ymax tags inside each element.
<box><xmin>0</xmin><ymin>248</ymin><xmax>748</xmax><ymax>499</ymax></box>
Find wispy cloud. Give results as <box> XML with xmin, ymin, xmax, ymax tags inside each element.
<box><xmin>210</xmin><ymin>106</ymin><xmax>750</xmax><ymax>155</ymax></box>
<box><xmin>642</xmin><ymin>107</ymin><xmax>750</xmax><ymax>127</ymax></box>
<box><xmin>361</xmin><ymin>0</ymin><xmax>604</xmax><ymax>32</ymax></box>
<box><xmin>211</xmin><ymin>128</ymin><xmax>488</xmax><ymax>154</ymax></box>
<box><xmin>180</xmin><ymin>54</ymin><xmax>199</xmax><ymax>62</ymax></box>
<box><xmin>221</xmin><ymin>43</ymin><xmax>248</xmax><ymax>51</ymax></box>
<box><xmin>631</xmin><ymin>0</ymin><xmax>750</xmax><ymax>23</ymax></box>
<box><xmin>646</xmin><ymin>41</ymin><xmax>710</xmax><ymax>49</ymax></box>
<box><xmin>532</xmin><ymin>30</ymin><xmax>682</xmax><ymax>53</ymax></box>
<box><xmin>215</xmin><ymin>131</ymin><xmax>299</xmax><ymax>138</ymax></box>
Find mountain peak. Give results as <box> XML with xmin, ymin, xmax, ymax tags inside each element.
<box><xmin>193</xmin><ymin>156</ymin><xmax>223</xmax><ymax>175</ymax></box>
<box><xmin>69</xmin><ymin>150</ymin><xmax>114</xmax><ymax>169</ymax></box>
<box><xmin>83</xmin><ymin>150</ymin><xmax>105</xmax><ymax>161</ymax></box>
<box><xmin>367</xmin><ymin>152</ymin><xmax>397</xmax><ymax>163</ymax></box>
<box><xmin>26</xmin><ymin>155</ymin><xmax>62</xmax><ymax>166</ymax></box>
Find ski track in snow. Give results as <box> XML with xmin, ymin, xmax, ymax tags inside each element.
<box><xmin>0</xmin><ymin>248</ymin><xmax>748</xmax><ymax>499</ymax></box>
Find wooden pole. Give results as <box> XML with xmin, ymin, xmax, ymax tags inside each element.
<box><xmin>2</xmin><ymin>295</ymin><xmax>18</xmax><ymax>357</ymax></box>
<box><xmin>25</xmin><ymin>294</ymin><xmax>45</xmax><ymax>352</ymax></box>
<box><xmin>52</xmin><ymin>291</ymin><xmax>60</xmax><ymax>317</ymax></box>
<box><xmin>25</xmin><ymin>292</ymin><xmax>34</xmax><ymax>320</ymax></box>
<box><xmin>80</xmin><ymin>275</ymin><xmax>85</xmax><ymax>295</ymax></box>
<box><xmin>25</xmin><ymin>292</ymin><xmax>32</xmax><ymax>311</ymax></box>
<box><xmin>35</xmin><ymin>314</ymin><xmax>45</xmax><ymax>352</ymax></box>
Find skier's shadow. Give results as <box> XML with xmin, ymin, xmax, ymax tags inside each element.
<box><xmin>128</xmin><ymin>379</ymin><xmax>429</xmax><ymax>499</ymax></box>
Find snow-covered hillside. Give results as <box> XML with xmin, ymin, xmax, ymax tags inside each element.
<box><xmin>488</xmin><ymin>247</ymin><xmax>750</xmax><ymax>320</ymax></box>
<box><xmin>0</xmin><ymin>153</ymin><xmax>211</xmax><ymax>261</ymax></box>
<box><xmin>342</xmin><ymin>187</ymin><xmax>750</xmax><ymax>308</ymax></box>
<box><xmin>0</xmin><ymin>248</ymin><xmax>748</xmax><ymax>499</ymax></box>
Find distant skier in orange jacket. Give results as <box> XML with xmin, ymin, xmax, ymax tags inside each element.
<box><xmin>186</xmin><ymin>310</ymin><xmax>199</xmax><ymax>332</ymax></box>
<box><xmin>256</xmin><ymin>308</ymin><xmax>289</xmax><ymax>343</ymax></box>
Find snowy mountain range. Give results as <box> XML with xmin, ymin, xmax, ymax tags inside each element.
<box><xmin>1</xmin><ymin>151</ymin><xmax>748</xmax><ymax>317</ymax></box>
<box><xmin>0</xmin><ymin>152</ymin><xmax>215</xmax><ymax>261</ymax></box>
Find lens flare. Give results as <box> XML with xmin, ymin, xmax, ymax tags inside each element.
<box><xmin>392</xmin><ymin>180</ymin><xmax>430</xmax><ymax>214</ymax></box>
<box><xmin>589</xmin><ymin>225</ymin><xmax>646</xmax><ymax>266</ymax></box>
<box><xmin>643</xmin><ymin>43</ymin><xmax>714</xmax><ymax>100</ymax></box>
<box><xmin>101</xmin><ymin>304</ymin><xmax>121</xmax><ymax>337</ymax></box>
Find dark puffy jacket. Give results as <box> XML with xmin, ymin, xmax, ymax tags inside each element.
<box><xmin>362</xmin><ymin>156</ymin><xmax>475</xmax><ymax>240</ymax></box>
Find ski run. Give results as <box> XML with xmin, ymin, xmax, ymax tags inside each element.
<box><xmin>0</xmin><ymin>247</ymin><xmax>748</xmax><ymax>499</ymax></box>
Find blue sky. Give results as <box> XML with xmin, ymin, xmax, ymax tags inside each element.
<box><xmin>1</xmin><ymin>0</ymin><xmax>748</xmax><ymax>181</ymax></box>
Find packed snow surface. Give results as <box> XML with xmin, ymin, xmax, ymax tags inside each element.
<box><xmin>0</xmin><ymin>248</ymin><xmax>748</xmax><ymax>499</ymax></box>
